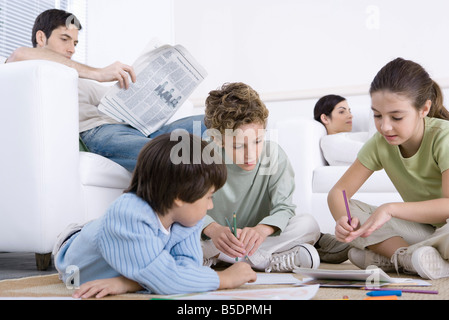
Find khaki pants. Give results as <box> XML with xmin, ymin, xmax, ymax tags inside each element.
<box><xmin>349</xmin><ymin>199</ymin><xmax>449</xmax><ymax>259</ymax></box>
<box><xmin>202</xmin><ymin>214</ymin><xmax>321</xmax><ymax>268</ymax></box>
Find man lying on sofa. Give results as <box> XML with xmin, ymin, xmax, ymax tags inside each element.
<box><xmin>7</xmin><ymin>9</ymin><xmax>205</xmax><ymax>172</ymax></box>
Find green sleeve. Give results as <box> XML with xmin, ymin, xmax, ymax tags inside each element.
<box><xmin>433</xmin><ymin>123</ymin><xmax>449</xmax><ymax>173</ymax></box>
<box><xmin>357</xmin><ymin>133</ymin><xmax>383</xmax><ymax>171</ymax></box>
<box><xmin>258</xmin><ymin>143</ymin><xmax>296</xmax><ymax>232</ymax></box>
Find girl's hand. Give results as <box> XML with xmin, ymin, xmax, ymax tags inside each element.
<box><xmin>335</xmin><ymin>215</ymin><xmax>360</xmax><ymax>243</ymax></box>
<box><xmin>349</xmin><ymin>204</ymin><xmax>393</xmax><ymax>240</ymax></box>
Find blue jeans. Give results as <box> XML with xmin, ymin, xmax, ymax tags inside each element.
<box><xmin>80</xmin><ymin>115</ymin><xmax>206</xmax><ymax>172</ymax></box>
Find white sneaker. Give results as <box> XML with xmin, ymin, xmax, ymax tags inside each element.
<box><xmin>411</xmin><ymin>246</ymin><xmax>449</xmax><ymax>280</ymax></box>
<box><xmin>348</xmin><ymin>248</ymin><xmax>396</xmax><ymax>272</ymax></box>
<box><xmin>203</xmin><ymin>256</ymin><xmax>218</xmax><ymax>267</ymax></box>
<box><xmin>391</xmin><ymin>247</ymin><xmax>417</xmax><ymax>275</ymax></box>
<box><xmin>265</xmin><ymin>244</ymin><xmax>319</xmax><ymax>272</ymax></box>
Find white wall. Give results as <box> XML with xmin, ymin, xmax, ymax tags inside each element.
<box><xmin>87</xmin><ymin>0</ymin><xmax>449</xmax><ymax>105</ymax></box>
<box><xmin>173</xmin><ymin>0</ymin><xmax>449</xmax><ymax>102</ymax></box>
<box><xmin>86</xmin><ymin>0</ymin><xmax>174</xmax><ymax>67</ymax></box>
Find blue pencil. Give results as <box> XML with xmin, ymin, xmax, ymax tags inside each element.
<box><xmin>367</xmin><ymin>290</ymin><xmax>402</xmax><ymax>297</ymax></box>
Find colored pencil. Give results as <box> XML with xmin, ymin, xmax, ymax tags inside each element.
<box><xmin>363</xmin><ymin>287</ymin><xmax>438</xmax><ymax>294</ymax></box>
<box><xmin>233</xmin><ymin>211</ymin><xmax>238</xmax><ymax>261</ymax></box>
<box><xmin>364</xmin><ymin>295</ymin><xmax>398</xmax><ymax>300</ymax></box>
<box><xmin>367</xmin><ymin>290</ymin><xmax>402</xmax><ymax>297</ymax></box>
<box><xmin>342</xmin><ymin>190</ymin><xmax>352</xmax><ymax>224</ymax></box>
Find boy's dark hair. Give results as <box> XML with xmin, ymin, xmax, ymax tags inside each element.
<box><xmin>32</xmin><ymin>9</ymin><xmax>82</xmax><ymax>48</ymax></box>
<box><xmin>313</xmin><ymin>94</ymin><xmax>346</xmax><ymax>124</ymax></box>
<box><xmin>125</xmin><ymin>133</ymin><xmax>227</xmax><ymax>215</ymax></box>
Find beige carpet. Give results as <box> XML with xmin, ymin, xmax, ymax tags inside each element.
<box><xmin>0</xmin><ymin>262</ymin><xmax>447</xmax><ymax>300</ymax></box>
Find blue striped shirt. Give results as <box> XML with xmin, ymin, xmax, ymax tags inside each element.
<box><xmin>56</xmin><ymin>193</ymin><xmax>220</xmax><ymax>294</ymax></box>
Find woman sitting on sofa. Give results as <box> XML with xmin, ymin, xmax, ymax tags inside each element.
<box><xmin>314</xmin><ymin>94</ymin><xmax>370</xmax><ymax>166</ymax></box>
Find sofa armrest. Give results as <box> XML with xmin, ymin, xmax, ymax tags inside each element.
<box><xmin>274</xmin><ymin>117</ymin><xmax>327</xmax><ymax>214</ymax></box>
<box><xmin>0</xmin><ymin>60</ymin><xmax>82</xmax><ymax>252</ymax></box>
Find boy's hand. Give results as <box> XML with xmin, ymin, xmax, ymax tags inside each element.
<box><xmin>238</xmin><ymin>224</ymin><xmax>276</xmax><ymax>256</ymax></box>
<box><xmin>203</xmin><ymin>222</ymin><xmax>246</xmax><ymax>258</ymax></box>
<box><xmin>217</xmin><ymin>262</ymin><xmax>257</xmax><ymax>289</ymax></box>
<box><xmin>73</xmin><ymin>276</ymin><xmax>143</xmax><ymax>299</ymax></box>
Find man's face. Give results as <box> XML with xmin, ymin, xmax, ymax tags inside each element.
<box><xmin>36</xmin><ymin>25</ymin><xmax>79</xmax><ymax>59</ymax></box>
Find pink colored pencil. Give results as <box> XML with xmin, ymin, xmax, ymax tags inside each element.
<box><xmin>396</xmin><ymin>289</ymin><xmax>438</xmax><ymax>294</ymax></box>
<box><xmin>342</xmin><ymin>190</ymin><xmax>352</xmax><ymax>224</ymax></box>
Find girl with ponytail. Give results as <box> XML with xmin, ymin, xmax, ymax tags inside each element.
<box><xmin>328</xmin><ymin>57</ymin><xmax>449</xmax><ymax>280</ymax></box>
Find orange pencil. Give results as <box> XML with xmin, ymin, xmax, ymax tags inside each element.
<box><xmin>364</xmin><ymin>295</ymin><xmax>398</xmax><ymax>300</ymax></box>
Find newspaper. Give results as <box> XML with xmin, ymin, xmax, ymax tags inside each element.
<box><xmin>98</xmin><ymin>39</ymin><xmax>207</xmax><ymax>136</ymax></box>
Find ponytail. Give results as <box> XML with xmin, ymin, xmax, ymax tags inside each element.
<box><xmin>428</xmin><ymin>81</ymin><xmax>449</xmax><ymax>120</ymax></box>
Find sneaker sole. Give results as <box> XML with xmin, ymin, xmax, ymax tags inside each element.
<box><xmin>412</xmin><ymin>246</ymin><xmax>449</xmax><ymax>280</ymax></box>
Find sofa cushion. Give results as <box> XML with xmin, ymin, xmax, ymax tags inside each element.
<box><xmin>79</xmin><ymin>152</ymin><xmax>132</xmax><ymax>189</ymax></box>
<box><xmin>312</xmin><ymin>166</ymin><xmax>398</xmax><ymax>193</ymax></box>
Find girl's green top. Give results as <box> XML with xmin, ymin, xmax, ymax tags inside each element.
<box><xmin>357</xmin><ymin>117</ymin><xmax>449</xmax><ymax>227</ymax></box>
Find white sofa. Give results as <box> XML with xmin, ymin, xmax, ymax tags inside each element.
<box><xmin>0</xmin><ymin>60</ymin><xmax>132</xmax><ymax>270</ymax></box>
<box><xmin>268</xmin><ymin>98</ymin><xmax>402</xmax><ymax>234</ymax></box>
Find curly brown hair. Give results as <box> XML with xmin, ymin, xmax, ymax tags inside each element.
<box><xmin>204</xmin><ymin>82</ymin><xmax>269</xmax><ymax>134</ymax></box>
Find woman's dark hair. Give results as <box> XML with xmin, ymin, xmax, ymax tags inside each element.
<box><xmin>32</xmin><ymin>9</ymin><xmax>82</xmax><ymax>47</ymax></box>
<box><xmin>313</xmin><ymin>94</ymin><xmax>346</xmax><ymax>124</ymax></box>
<box><xmin>125</xmin><ymin>133</ymin><xmax>227</xmax><ymax>215</ymax></box>
<box><xmin>370</xmin><ymin>57</ymin><xmax>449</xmax><ymax>120</ymax></box>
